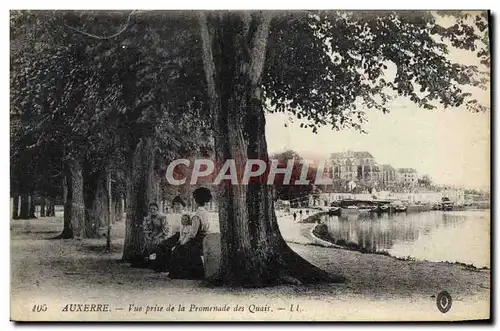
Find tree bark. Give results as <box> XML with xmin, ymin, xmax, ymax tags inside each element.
<box><xmin>114</xmin><ymin>194</ymin><xmax>124</xmax><ymax>222</ymax></box>
<box><xmin>40</xmin><ymin>197</ymin><xmax>46</xmax><ymax>217</ymax></box>
<box><xmin>69</xmin><ymin>159</ymin><xmax>86</xmax><ymax>238</ymax></box>
<box><xmin>54</xmin><ymin>173</ymin><xmax>73</xmax><ymax>239</ymax></box>
<box><xmin>106</xmin><ymin>168</ymin><xmax>112</xmax><ymax>250</ymax></box>
<box><xmin>121</xmin><ymin>196</ymin><xmax>125</xmax><ymax>216</ymax></box>
<box><xmin>153</xmin><ymin>172</ymin><xmax>160</xmax><ymax>205</ymax></box>
<box><xmin>85</xmin><ymin>168</ymin><xmax>109</xmax><ymax>238</ymax></box>
<box><xmin>113</xmin><ymin>199</ymin><xmax>119</xmax><ymax>223</ymax></box>
<box><xmin>47</xmin><ymin>197</ymin><xmax>56</xmax><ymax>217</ymax></box>
<box><xmin>46</xmin><ymin>198</ymin><xmax>52</xmax><ymax>217</ymax></box>
<box><xmin>12</xmin><ymin>195</ymin><xmax>19</xmax><ymax>219</ymax></box>
<box><xmin>55</xmin><ymin>159</ymin><xmax>85</xmax><ymax>239</ymax></box>
<box><xmin>122</xmin><ymin>137</ymin><xmax>156</xmax><ymax>262</ymax></box>
<box><xmin>19</xmin><ymin>193</ymin><xmax>30</xmax><ymax>219</ymax></box>
<box><xmin>199</xmin><ymin>12</ymin><xmax>344</xmax><ymax>286</ymax></box>
<box><xmin>29</xmin><ymin>195</ymin><xmax>36</xmax><ymax>218</ymax></box>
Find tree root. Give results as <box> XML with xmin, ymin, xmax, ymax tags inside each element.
<box><xmin>50</xmin><ymin>228</ymin><xmax>73</xmax><ymax>239</ymax></box>
<box><xmin>203</xmin><ymin>240</ymin><xmax>345</xmax><ymax>288</ymax></box>
<box><xmin>279</xmin><ymin>275</ymin><xmax>303</xmax><ymax>286</ymax></box>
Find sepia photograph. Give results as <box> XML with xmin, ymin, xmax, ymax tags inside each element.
<box><xmin>9</xmin><ymin>8</ymin><xmax>491</xmax><ymax>322</ymax></box>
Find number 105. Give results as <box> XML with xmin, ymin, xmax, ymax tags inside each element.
<box><xmin>32</xmin><ymin>304</ymin><xmax>47</xmax><ymax>312</ymax></box>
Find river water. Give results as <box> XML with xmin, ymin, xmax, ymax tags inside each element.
<box><xmin>321</xmin><ymin>210</ymin><xmax>490</xmax><ymax>268</ymax></box>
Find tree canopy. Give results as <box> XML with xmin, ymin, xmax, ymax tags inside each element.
<box><xmin>10</xmin><ymin>10</ymin><xmax>490</xmax><ymax>284</ymax></box>
<box><xmin>10</xmin><ymin>10</ymin><xmax>489</xmax><ymax>208</ymax></box>
<box><xmin>270</xmin><ymin>150</ymin><xmax>318</xmax><ymax>202</ymax></box>
<box><xmin>11</xmin><ymin>10</ymin><xmax>489</xmax><ymax>165</ymax></box>
<box><xmin>264</xmin><ymin>11</ymin><xmax>489</xmax><ymax>134</ymax></box>
<box><xmin>10</xmin><ymin>10</ymin><xmax>213</xmax><ymax>199</ymax></box>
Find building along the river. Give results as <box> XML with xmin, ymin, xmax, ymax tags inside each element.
<box><xmin>396</xmin><ymin>168</ymin><xmax>418</xmax><ymax>186</ymax></box>
<box><xmin>330</xmin><ymin>151</ymin><xmax>380</xmax><ymax>189</ymax></box>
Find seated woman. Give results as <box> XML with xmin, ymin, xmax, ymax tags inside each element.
<box><xmin>132</xmin><ymin>202</ymin><xmax>168</xmax><ymax>268</ymax></box>
<box><xmin>150</xmin><ymin>196</ymin><xmax>185</xmax><ymax>272</ymax></box>
<box><xmin>169</xmin><ymin>187</ymin><xmax>212</xmax><ymax>279</ymax></box>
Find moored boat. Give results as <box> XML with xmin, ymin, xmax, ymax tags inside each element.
<box><xmin>333</xmin><ymin>198</ymin><xmax>391</xmax><ymax>215</ymax></box>
<box><xmin>358</xmin><ymin>207</ymin><xmax>373</xmax><ymax>213</ymax></box>
<box><xmin>431</xmin><ymin>203</ymin><xmax>442</xmax><ymax>210</ymax></box>
<box><xmin>328</xmin><ymin>206</ymin><xmax>341</xmax><ymax>216</ymax></box>
<box><xmin>386</xmin><ymin>200</ymin><xmax>406</xmax><ymax>213</ymax></box>
<box><xmin>341</xmin><ymin>205</ymin><xmax>364</xmax><ymax>214</ymax></box>
<box><xmin>338</xmin><ymin>205</ymin><xmax>374</xmax><ymax>214</ymax></box>
<box><xmin>369</xmin><ymin>205</ymin><xmax>382</xmax><ymax>214</ymax></box>
<box><xmin>441</xmin><ymin>197</ymin><xmax>454</xmax><ymax>211</ymax></box>
<box><xmin>394</xmin><ymin>205</ymin><xmax>407</xmax><ymax>212</ymax></box>
<box><xmin>380</xmin><ymin>204</ymin><xmax>390</xmax><ymax>212</ymax></box>
<box><xmin>442</xmin><ymin>204</ymin><xmax>453</xmax><ymax>211</ymax></box>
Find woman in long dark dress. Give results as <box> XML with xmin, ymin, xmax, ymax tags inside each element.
<box><xmin>131</xmin><ymin>202</ymin><xmax>168</xmax><ymax>268</ymax></box>
<box><xmin>169</xmin><ymin>187</ymin><xmax>212</xmax><ymax>279</ymax></box>
<box><xmin>150</xmin><ymin>196</ymin><xmax>185</xmax><ymax>272</ymax></box>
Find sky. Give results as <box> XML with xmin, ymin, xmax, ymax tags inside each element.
<box><xmin>265</xmin><ymin>13</ymin><xmax>490</xmax><ymax>190</ymax></box>
<box><xmin>265</xmin><ymin>102</ymin><xmax>490</xmax><ymax>189</ymax></box>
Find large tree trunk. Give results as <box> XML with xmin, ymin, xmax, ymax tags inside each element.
<box><xmin>121</xmin><ymin>196</ymin><xmax>125</xmax><ymax>216</ymax></box>
<box><xmin>55</xmin><ymin>159</ymin><xmax>85</xmax><ymax>239</ymax></box>
<box><xmin>114</xmin><ymin>194</ymin><xmax>124</xmax><ymax>223</ymax></box>
<box><xmin>68</xmin><ymin>159</ymin><xmax>86</xmax><ymax>238</ymax></box>
<box><xmin>54</xmin><ymin>174</ymin><xmax>73</xmax><ymax>238</ymax></box>
<box><xmin>47</xmin><ymin>196</ymin><xmax>56</xmax><ymax>217</ymax></box>
<box><xmin>12</xmin><ymin>195</ymin><xmax>19</xmax><ymax>219</ymax></box>
<box><xmin>152</xmin><ymin>173</ymin><xmax>160</xmax><ymax>207</ymax></box>
<box><xmin>84</xmin><ymin>167</ymin><xmax>109</xmax><ymax>238</ymax></box>
<box><xmin>19</xmin><ymin>193</ymin><xmax>30</xmax><ymax>219</ymax></box>
<box><xmin>29</xmin><ymin>195</ymin><xmax>36</xmax><ymax>218</ymax></box>
<box><xmin>46</xmin><ymin>198</ymin><xmax>52</xmax><ymax>217</ymax></box>
<box><xmin>10</xmin><ymin>197</ymin><xmax>13</xmax><ymax>220</ymax></box>
<box><xmin>106</xmin><ymin>168</ymin><xmax>112</xmax><ymax>250</ymax></box>
<box><xmin>122</xmin><ymin>137</ymin><xmax>156</xmax><ymax>262</ymax></box>
<box><xmin>40</xmin><ymin>197</ymin><xmax>46</xmax><ymax>217</ymax></box>
<box><xmin>199</xmin><ymin>12</ymin><xmax>343</xmax><ymax>286</ymax></box>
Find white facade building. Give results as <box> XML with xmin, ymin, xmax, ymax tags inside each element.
<box><xmin>397</xmin><ymin>168</ymin><xmax>418</xmax><ymax>186</ymax></box>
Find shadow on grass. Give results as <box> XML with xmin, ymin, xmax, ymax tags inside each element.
<box><xmin>78</xmin><ymin>243</ymin><xmax>124</xmax><ymax>254</ymax></box>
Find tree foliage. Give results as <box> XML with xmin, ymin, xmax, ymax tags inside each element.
<box><xmin>10</xmin><ymin>10</ymin><xmax>213</xmax><ymax>201</ymax></box>
<box><xmin>10</xmin><ymin>10</ymin><xmax>489</xmax><ymax>283</ymax></box>
<box><xmin>270</xmin><ymin>150</ymin><xmax>317</xmax><ymax>201</ymax></box>
<box><xmin>11</xmin><ymin>10</ymin><xmax>489</xmax><ymax>194</ymax></box>
<box><xmin>264</xmin><ymin>11</ymin><xmax>489</xmax><ymax>133</ymax></box>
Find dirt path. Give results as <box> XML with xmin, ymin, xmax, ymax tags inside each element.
<box><xmin>10</xmin><ymin>217</ymin><xmax>490</xmax><ymax>321</ymax></box>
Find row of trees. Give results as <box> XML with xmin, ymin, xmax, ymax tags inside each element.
<box><xmin>11</xmin><ymin>11</ymin><xmax>212</xmax><ymax>248</ymax></box>
<box><xmin>11</xmin><ymin>10</ymin><xmax>489</xmax><ymax>286</ymax></box>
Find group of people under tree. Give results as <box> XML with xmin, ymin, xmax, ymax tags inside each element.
<box><xmin>134</xmin><ymin>187</ymin><xmax>212</xmax><ymax>279</ymax></box>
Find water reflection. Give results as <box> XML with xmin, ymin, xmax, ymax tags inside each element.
<box><xmin>321</xmin><ymin>210</ymin><xmax>490</xmax><ymax>268</ymax></box>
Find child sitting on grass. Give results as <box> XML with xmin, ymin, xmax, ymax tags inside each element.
<box><xmin>150</xmin><ymin>214</ymin><xmax>191</xmax><ymax>272</ymax></box>
<box><xmin>169</xmin><ymin>213</ymin><xmax>205</xmax><ymax>279</ymax></box>
<box><xmin>173</xmin><ymin>214</ymin><xmax>193</xmax><ymax>250</ymax></box>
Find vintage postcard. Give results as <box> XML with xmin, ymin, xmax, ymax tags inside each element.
<box><xmin>10</xmin><ymin>9</ymin><xmax>490</xmax><ymax>322</ymax></box>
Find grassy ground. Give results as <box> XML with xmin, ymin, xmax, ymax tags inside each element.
<box><xmin>10</xmin><ymin>212</ymin><xmax>490</xmax><ymax>322</ymax></box>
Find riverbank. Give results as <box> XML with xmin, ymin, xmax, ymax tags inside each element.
<box><xmin>10</xmin><ymin>214</ymin><xmax>490</xmax><ymax>321</ymax></box>
<box><xmin>306</xmin><ymin>209</ymin><xmax>491</xmax><ymax>269</ymax></box>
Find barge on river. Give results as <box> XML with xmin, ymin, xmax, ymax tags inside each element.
<box><xmin>328</xmin><ymin>197</ymin><xmax>475</xmax><ymax>216</ymax></box>
<box><xmin>330</xmin><ymin>199</ymin><xmax>407</xmax><ymax>215</ymax></box>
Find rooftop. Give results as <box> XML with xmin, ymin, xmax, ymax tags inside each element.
<box><xmin>398</xmin><ymin>168</ymin><xmax>417</xmax><ymax>173</ymax></box>
<box><xmin>331</xmin><ymin>151</ymin><xmax>374</xmax><ymax>159</ymax></box>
